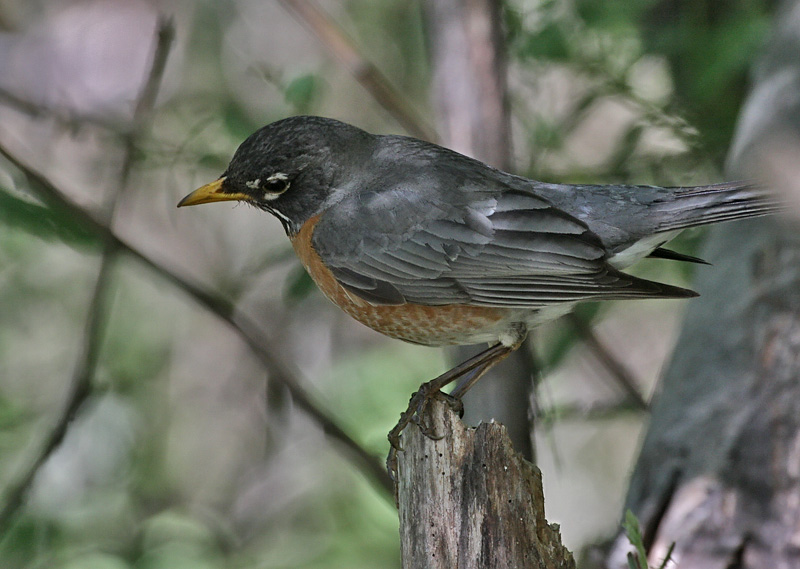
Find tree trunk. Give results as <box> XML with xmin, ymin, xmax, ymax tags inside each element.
<box><xmin>606</xmin><ymin>2</ymin><xmax>800</xmax><ymax>567</ymax></box>
<box><xmin>397</xmin><ymin>4</ymin><xmax>570</xmax><ymax>566</ymax></box>
<box><xmin>424</xmin><ymin>0</ymin><xmax>511</xmax><ymax>170</ymax></box>
<box><xmin>424</xmin><ymin>0</ymin><xmax>536</xmax><ymax>462</ymax></box>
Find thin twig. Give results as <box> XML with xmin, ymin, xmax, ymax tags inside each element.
<box><xmin>0</xmin><ymin>17</ymin><xmax>175</xmax><ymax>538</ymax></box>
<box><xmin>0</xmin><ymin>140</ymin><xmax>394</xmax><ymax>503</ymax></box>
<box><xmin>112</xmin><ymin>16</ymin><xmax>176</xmax><ymax>211</ymax></box>
<box><xmin>0</xmin><ymin>86</ymin><xmax>123</xmax><ymax>132</ymax></box>
<box><xmin>538</xmin><ymin>399</ymin><xmax>643</xmax><ymax>424</ymax></box>
<box><xmin>566</xmin><ymin>312</ymin><xmax>649</xmax><ymax>410</ymax></box>
<box><xmin>278</xmin><ymin>0</ymin><xmax>437</xmax><ymax>142</ymax></box>
<box><xmin>0</xmin><ymin>257</ymin><xmax>115</xmax><ymax>540</ymax></box>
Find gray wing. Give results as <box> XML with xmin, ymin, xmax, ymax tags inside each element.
<box><xmin>312</xmin><ymin>184</ymin><xmax>695</xmax><ymax>308</ymax></box>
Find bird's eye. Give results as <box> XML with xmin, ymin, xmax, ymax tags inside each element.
<box><xmin>260</xmin><ymin>173</ymin><xmax>290</xmax><ymax>200</ymax></box>
<box><xmin>264</xmin><ymin>178</ymin><xmax>287</xmax><ymax>193</ymax></box>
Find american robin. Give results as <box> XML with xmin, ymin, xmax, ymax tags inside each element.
<box><xmin>178</xmin><ymin>115</ymin><xmax>777</xmax><ymax>468</ymax></box>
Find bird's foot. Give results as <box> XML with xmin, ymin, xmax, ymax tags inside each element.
<box><xmin>385</xmin><ymin>340</ymin><xmax>519</xmax><ymax>490</ymax></box>
<box><xmin>386</xmin><ymin>382</ymin><xmax>464</xmax><ymax>483</ymax></box>
<box><xmin>407</xmin><ymin>389</ymin><xmax>464</xmax><ymax>441</ymax></box>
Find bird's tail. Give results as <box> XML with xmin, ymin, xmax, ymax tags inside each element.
<box><xmin>651</xmin><ymin>181</ymin><xmax>781</xmax><ymax>233</ymax></box>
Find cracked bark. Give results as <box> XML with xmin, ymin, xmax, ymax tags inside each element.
<box><xmin>605</xmin><ymin>2</ymin><xmax>800</xmax><ymax>567</ymax></box>
<box><xmin>397</xmin><ymin>399</ymin><xmax>574</xmax><ymax>569</ymax></box>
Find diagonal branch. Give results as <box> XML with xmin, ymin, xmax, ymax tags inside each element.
<box><xmin>539</xmin><ymin>400</ymin><xmax>644</xmax><ymax>424</ymax></box>
<box><xmin>566</xmin><ymin>312</ymin><xmax>649</xmax><ymax>410</ymax></box>
<box><xmin>0</xmin><ymin>16</ymin><xmax>175</xmax><ymax>538</ymax></box>
<box><xmin>0</xmin><ymin>140</ymin><xmax>394</xmax><ymax>505</ymax></box>
<box><xmin>0</xmin><ymin>86</ymin><xmax>121</xmax><ymax>132</ymax></box>
<box><xmin>278</xmin><ymin>0</ymin><xmax>437</xmax><ymax>142</ymax></box>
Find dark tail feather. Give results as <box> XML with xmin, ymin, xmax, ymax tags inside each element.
<box><xmin>648</xmin><ymin>247</ymin><xmax>711</xmax><ymax>265</ymax></box>
<box><xmin>652</xmin><ymin>181</ymin><xmax>782</xmax><ymax>233</ymax></box>
<box><xmin>611</xmin><ymin>274</ymin><xmax>699</xmax><ymax>301</ymax></box>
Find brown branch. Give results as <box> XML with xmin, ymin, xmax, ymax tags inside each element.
<box><xmin>566</xmin><ymin>312</ymin><xmax>649</xmax><ymax>410</ymax></box>
<box><xmin>0</xmin><ymin>256</ymin><xmax>115</xmax><ymax>540</ymax></box>
<box><xmin>278</xmin><ymin>0</ymin><xmax>437</xmax><ymax>142</ymax></box>
<box><xmin>538</xmin><ymin>400</ymin><xmax>644</xmax><ymax>424</ymax></box>
<box><xmin>0</xmin><ymin>8</ymin><xmax>419</xmax><ymax>530</ymax></box>
<box><xmin>424</xmin><ymin>0</ymin><xmax>511</xmax><ymax>168</ymax></box>
<box><xmin>423</xmin><ymin>0</ymin><xmax>539</xmax><ymax>464</ymax></box>
<box><xmin>0</xmin><ymin>17</ymin><xmax>175</xmax><ymax>538</ymax></box>
<box><xmin>0</xmin><ymin>86</ymin><xmax>123</xmax><ymax>132</ymax></box>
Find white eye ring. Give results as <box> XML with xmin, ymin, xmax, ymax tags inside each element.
<box><xmin>262</xmin><ymin>173</ymin><xmax>290</xmax><ymax>200</ymax></box>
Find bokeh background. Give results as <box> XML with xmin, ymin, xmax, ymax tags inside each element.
<box><xmin>0</xmin><ymin>0</ymin><xmax>778</xmax><ymax>567</ymax></box>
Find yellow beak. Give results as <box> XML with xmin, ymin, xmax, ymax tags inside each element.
<box><xmin>177</xmin><ymin>177</ymin><xmax>251</xmax><ymax>207</ymax></box>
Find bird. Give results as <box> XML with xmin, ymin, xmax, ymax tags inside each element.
<box><xmin>178</xmin><ymin>115</ymin><xmax>778</xmax><ymax>468</ymax></box>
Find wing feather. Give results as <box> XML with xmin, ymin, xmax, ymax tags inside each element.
<box><xmin>312</xmin><ymin>182</ymin><xmax>694</xmax><ymax>307</ymax></box>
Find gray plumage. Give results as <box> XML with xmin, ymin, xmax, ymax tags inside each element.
<box><xmin>209</xmin><ymin>116</ymin><xmax>781</xmax><ymax>312</ymax></box>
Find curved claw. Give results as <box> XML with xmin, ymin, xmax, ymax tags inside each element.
<box><xmin>411</xmin><ymin>411</ymin><xmax>443</xmax><ymax>441</ymax></box>
<box><xmin>436</xmin><ymin>390</ymin><xmax>464</xmax><ymax>418</ymax></box>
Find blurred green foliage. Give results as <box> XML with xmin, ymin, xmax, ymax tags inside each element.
<box><xmin>641</xmin><ymin>0</ymin><xmax>772</xmax><ymax>159</ymax></box>
<box><xmin>284</xmin><ymin>73</ymin><xmax>324</xmax><ymax>114</ymax></box>
<box><xmin>507</xmin><ymin>0</ymin><xmax>773</xmax><ymax>169</ymax></box>
<box><xmin>0</xmin><ymin>185</ymin><xmax>98</xmax><ymax>248</ymax></box>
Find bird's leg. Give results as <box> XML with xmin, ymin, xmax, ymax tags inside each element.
<box><xmin>386</xmin><ymin>340</ymin><xmax>520</xmax><ymax>480</ymax></box>
<box><xmin>388</xmin><ymin>342</ymin><xmax>510</xmax><ymax>449</ymax></box>
<box><xmin>449</xmin><ymin>344</ymin><xmax>518</xmax><ymax>400</ymax></box>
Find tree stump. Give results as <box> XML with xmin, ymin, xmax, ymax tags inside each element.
<box><xmin>396</xmin><ymin>399</ymin><xmax>574</xmax><ymax>569</ymax></box>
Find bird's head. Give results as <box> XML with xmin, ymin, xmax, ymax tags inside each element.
<box><xmin>178</xmin><ymin>115</ymin><xmax>375</xmax><ymax>236</ymax></box>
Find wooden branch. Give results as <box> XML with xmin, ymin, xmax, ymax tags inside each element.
<box><xmin>0</xmin><ymin>86</ymin><xmax>120</xmax><ymax>131</ymax></box>
<box><xmin>607</xmin><ymin>219</ymin><xmax>800</xmax><ymax>569</ymax></box>
<box><xmin>607</xmin><ymin>3</ymin><xmax>800</xmax><ymax>566</ymax></box>
<box><xmin>0</xmin><ymin>141</ymin><xmax>394</xmax><ymax>501</ymax></box>
<box><xmin>278</xmin><ymin>0</ymin><xmax>437</xmax><ymax>142</ymax></box>
<box><xmin>400</xmin><ymin>4</ymin><xmax>562</xmax><ymax>564</ymax></box>
<box><xmin>425</xmin><ymin>0</ymin><xmax>537</xmax><ymax>461</ymax></box>
<box><xmin>566</xmin><ymin>313</ymin><xmax>648</xmax><ymax>410</ymax></box>
<box><xmin>0</xmin><ymin>17</ymin><xmax>394</xmax><ymax>514</ymax></box>
<box><xmin>396</xmin><ymin>399</ymin><xmax>575</xmax><ymax>569</ymax></box>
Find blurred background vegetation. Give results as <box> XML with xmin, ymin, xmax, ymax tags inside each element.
<box><xmin>0</xmin><ymin>0</ymin><xmax>776</xmax><ymax>567</ymax></box>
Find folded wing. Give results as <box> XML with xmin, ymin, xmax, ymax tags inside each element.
<box><xmin>312</xmin><ymin>184</ymin><xmax>696</xmax><ymax>307</ymax></box>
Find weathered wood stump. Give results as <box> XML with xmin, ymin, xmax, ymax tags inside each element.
<box><xmin>396</xmin><ymin>399</ymin><xmax>575</xmax><ymax>569</ymax></box>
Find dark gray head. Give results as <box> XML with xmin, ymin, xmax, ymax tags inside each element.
<box><xmin>178</xmin><ymin>115</ymin><xmax>375</xmax><ymax>235</ymax></box>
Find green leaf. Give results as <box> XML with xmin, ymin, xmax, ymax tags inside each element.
<box><xmin>0</xmin><ymin>185</ymin><xmax>99</xmax><ymax>248</ymax></box>
<box><xmin>0</xmin><ymin>392</ymin><xmax>29</xmax><ymax>431</ymax></box>
<box><xmin>283</xmin><ymin>265</ymin><xmax>317</xmax><ymax>305</ymax></box>
<box><xmin>540</xmin><ymin>302</ymin><xmax>602</xmax><ymax>372</ymax></box>
<box><xmin>62</xmin><ymin>553</ymin><xmax>130</xmax><ymax>569</ymax></box>
<box><xmin>221</xmin><ymin>102</ymin><xmax>260</xmax><ymax>141</ymax></box>
<box><xmin>0</xmin><ymin>516</ymin><xmax>62</xmax><ymax>565</ymax></box>
<box><xmin>622</xmin><ymin>509</ymin><xmax>649</xmax><ymax>569</ymax></box>
<box><xmin>533</xmin><ymin>117</ymin><xmax>565</xmax><ymax>150</ymax></box>
<box><xmin>576</xmin><ymin>0</ymin><xmax>655</xmax><ymax>28</ymax></box>
<box><xmin>657</xmin><ymin>542</ymin><xmax>676</xmax><ymax>569</ymax></box>
<box><xmin>518</xmin><ymin>23</ymin><xmax>570</xmax><ymax>61</ymax></box>
<box><xmin>284</xmin><ymin>73</ymin><xmax>323</xmax><ymax>115</ymax></box>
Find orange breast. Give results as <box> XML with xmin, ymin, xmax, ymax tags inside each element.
<box><xmin>289</xmin><ymin>215</ymin><xmax>507</xmax><ymax>346</ymax></box>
